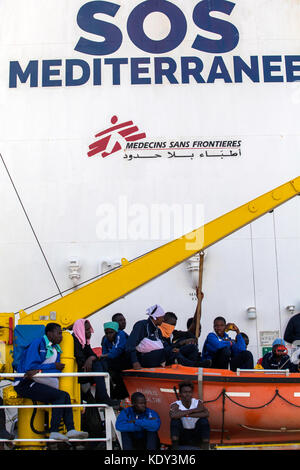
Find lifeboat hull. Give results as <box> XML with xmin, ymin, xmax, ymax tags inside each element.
<box><xmin>122</xmin><ymin>365</ymin><xmax>300</xmax><ymax>446</ymax></box>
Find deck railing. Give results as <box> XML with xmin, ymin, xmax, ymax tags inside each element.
<box><xmin>0</xmin><ymin>372</ymin><xmax>122</xmax><ymax>449</ymax></box>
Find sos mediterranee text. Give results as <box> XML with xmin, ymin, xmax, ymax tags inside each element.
<box><xmin>9</xmin><ymin>0</ymin><xmax>300</xmax><ymax>88</ymax></box>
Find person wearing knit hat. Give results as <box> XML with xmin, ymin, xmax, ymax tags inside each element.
<box><xmin>72</xmin><ymin>319</ymin><xmax>120</xmax><ymax>408</ymax></box>
<box><xmin>261</xmin><ymin>337</ymin><xmax>298</xmax><ymax>371</ymax></box>
<box><xmin>100</xmin><ymin>321</ymin><xmax>131</xmax><ymax>399</ymax></box>
<box><xmin>103</xmin><ymin>321</ymin><xmax>119</xmax><ymax>332</ymax></box>
<box><xmin>272</xmin><ymin>338</ymin><xmax>286</xmax><ymax>347</ymax></box>
<box><xmin>125</xmin><ymin>305</ymin><xmax>167</xmax><ymax>370</ymax></box>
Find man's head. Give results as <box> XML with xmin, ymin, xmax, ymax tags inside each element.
<box><xmin>240</xmin><ymin>332</ymin><xmax>249</xmax><ymax>347</ymax></box>
<box><xmin>45</xmin><ymin>323</ymin><xmax>62</xmax><ymax>345</ymax></box>
<box><xmin>159</xmin><ymin>312</ymin><xmax>177</xmax><ymax>338</ymax></box>
<box><xmin>187</xmin><ymin>317</ymin><xmax>201</xmax><ymax>335</ymax></box>
<box><xmin>178</xmin><ymin>381</ymin><xmax>194</xmax><ymax>403</ymax></box>
<box><xmin>272</xmin><ymin>338</ymin><xmax>287</xmax><ymax>357</ymax></box>
<box><xmin>112</xmin><ymin>313</ymin><xmax>126</xmax><ymax>331</ymax></box>
<box><xmin>164</xmin><ymin>312</ymin><xmax>177</xmax><ymax>326</ymax></box>
<box><xmin>213</xmin><ymin>317</ymin><xmax>227</xmax><ymax>337</ymax></box>
<box><xmin>84</xmin><ymin>320</ymin><xmax>93</xmax><ymax>341</ymax></box>
<box><xmin>131</xmin><ymin>392</ymin><xmax>147</xmax><ymax>414</ymax></box>
<box><xmin>104</xmin><ymin>321</ymin><xmax>119</xmax><ymax>343</ymax></box>
<box><xmin>147</xmin><ymin>305</ymin><xmax>165</xmax><ymax>326</ymax></box>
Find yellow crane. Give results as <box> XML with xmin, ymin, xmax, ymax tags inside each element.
<box><xmin>0</xmin><ymin>176</ymin><xmax>299</xmax><ymax>448</ymax></box>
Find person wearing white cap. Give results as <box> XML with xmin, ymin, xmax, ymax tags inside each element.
<box><xmin>125</xmin><ymin>305</ymin><xmax>166</xmax><ymax>370</ymax></box>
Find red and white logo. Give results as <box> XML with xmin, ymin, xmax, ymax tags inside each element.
<box><xmin>88</xmin><ymin>115</ymin><xmax>146</xmax><ymax>158</ymax></box>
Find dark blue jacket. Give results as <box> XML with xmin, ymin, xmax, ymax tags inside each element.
<box><xmin>202</xmin><ymin>332</ymin><xmax>246</xmax><ymax>361</ymax></box>
<box><xmin>261</xmin><ymin>352</ymin><xmax>297</xmax><ymax>371</ymax></box>
<box><xmin>101</xmin><ymin>330</ymin><xmax>128</xmax><ymax>360</ymax></box>
<box><xmin>126</xmin><ymin>318</ymin><xmax>164</xmax><ymax>364</ymax></box>
<box><xmin>16</xmin><ymin>336</ymin><xmax>61</xmax><ymax>382</ymax></box>
<box><xmin>116</xmin><ymin>406</ymin><xmax>160</xmax><ymax>438</ymax></box>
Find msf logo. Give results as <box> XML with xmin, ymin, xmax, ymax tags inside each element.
<box><xmin>88</xmin><ymin>115</ymin><xmax>146</xmax><ymax>158</ymax></box>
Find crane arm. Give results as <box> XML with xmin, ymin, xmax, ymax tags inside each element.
<box><xmin>18</xmin><ymin>177</ymin><xmax>300</xmax><ymax>328</ymax></box>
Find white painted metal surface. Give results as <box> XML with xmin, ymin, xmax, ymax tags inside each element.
<box><xmin>0</xmin><ymin>1</ymin><xmax>299</xmax><ymax>365</ymax></box>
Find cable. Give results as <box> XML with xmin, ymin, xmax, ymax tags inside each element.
<box><xmin>15</xmin><ymin>244</ymin><xmax>167</xmax><ymax>313</ymax></box>
<box><xmin>249</xmin><ymin>223</ymin><xmax>260</xmax><ymax>360</ymax></box>
<box><xmin>0</xmin><ymin>152</ymin><xmax>63</xmax><ymax>298</ymax></box>
<box><xmin>30</xmin><ymin>401</ymin><xmax>50</xmax><ymax>435</ymax></box>
<box><xmin>272</xmin><ymin>211</ymin><xmax>282</xmax><ymax>336</ymax></box>
<box><xmin>224</xmin><ymin>389</ymin><xmax>279</xmax><ymax>410</ymax></box>
<box><xmin>203</xmin><ymin>390</ymin><xmax>224</xmax><ymax>404</ymax></box>
<box><xmin>276</xmin><ymin>391</ymin><xmax>300</xmax><ymax>409</ymax></box>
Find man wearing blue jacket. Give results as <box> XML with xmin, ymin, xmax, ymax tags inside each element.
<box><xmin>100</xmin><ymin>321</ymin><xmax>131</xmax><ymax>399</ymax></box>
<box><xmin>116</xmin><ymin>392</ymin><xmax>160</xmax><ymax>450</ymax></box>
<box><xmin>14</xmin><ymin>322</ymin><xmax>88</xmax><ymax>442</ymax></box>
<box><xmin>101</xmin><ymin>322</ymin><xmax>129</xmax><ymax>363</ymax></box>
<box><xmin>202</xmin><ymin>317</ymin><xmax>253</xmax><ymax>370</ymax></box>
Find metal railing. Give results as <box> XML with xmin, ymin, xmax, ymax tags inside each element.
<box><xmin>236</xmin><ymin>368</ymin><xmax>295</xmax><ymax>376</ymax></box>
<box><xmin>0</xmin><ymin>372</ymin><xmax>122</xmax><ymax>450</ymax></box>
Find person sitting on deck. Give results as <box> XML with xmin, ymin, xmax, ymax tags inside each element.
<box><xmin>14</xmin><ymin>322</ymin><xmax>89</xmax><ymax>442</ymax></box>
<box><xmin>125</xmin><ymin>305</ymin><xmax>166</xmax><ymax>370</ymax></box>
<box><xmin>202</xmin><ymin>317</ymin><xmax>253</xmax><ymax>370</ymax></box>
<box><xmin>72</xmin><ymin>319</ymin><xmax>120</xmax><ymax>408</ymax></box>
<box><xmin>116</xmin><ymin>392</ymin><xmax>161</xmax><ymax>450</ymax></box>
<box><xmin>170</xmin><ymin>289</ymin><xmax>211</xmax><ymax>367</ymax></box>
<box><xmin>170</xmin><ymin>381</ymin><xmax>210</xmax><ymax>450</ymax></box>
<box><xmin>160</xmin><ymin>312</ymin><xmax>211</xmax><ymax>368</ymax></box>
<box><xmin>261</xmin><ymin>338</ymin><xmax>299</xmax><ymax>371</ymax></box>
<box><xmin>111</xmin><ymin>313</ymin><xmax>128</xmax><ymax>339</ymax></box>
<box><xmin>158</xmin><ymin>311</ymin><xmax>177</xmax><ymax>347</ymax></box>
<box><xmin>172</xmin><ymin>289</ymin><xmax>204</xmax><ymax>345</ymax></box>
<box><xmin>100</xmin><ymin>321</ymin><xmax>131</xmax><ymax>399</ymax></box>
<box><xmin>230</xmin><ymin>330</ymin><xmax>254</xmax><ymax>371</ymax></box>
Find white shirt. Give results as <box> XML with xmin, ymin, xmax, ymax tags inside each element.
<box><xmin>174</xmin><ymin>398</ymin><xmax>200</xmax><ymax>429</ymax></box>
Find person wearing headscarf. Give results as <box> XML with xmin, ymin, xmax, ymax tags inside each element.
<box><xmin>100</xmin><ymin>321</ymin><xmax>131</xmax><ymax>399</ymax></box>
<box><xmin>72</xmin><ymin>319</ymin><xmax>120</xmax><ymax>408</ymax></box>
<box><xmin>125</xmin><ymin>305</ymin><xmax>166</xmax><ymax>370</ymax></box>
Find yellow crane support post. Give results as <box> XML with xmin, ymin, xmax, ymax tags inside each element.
<box><xmin>0</xmin><ymin>176</ymin><xmax>299</xmax><ymax>449</ymax></box>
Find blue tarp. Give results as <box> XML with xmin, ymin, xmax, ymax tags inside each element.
<box><xmin>12</xmin><ymin>324</ymin><xmax>45</xmax><ymax>370</ymax></box>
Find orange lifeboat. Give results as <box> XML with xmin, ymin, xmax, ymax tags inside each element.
<box><xmin>122</xmin><ymin>365</ymin><xmax>300</xmax><ymax>446</ymax></box>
